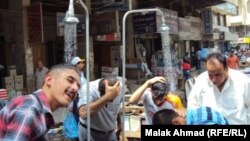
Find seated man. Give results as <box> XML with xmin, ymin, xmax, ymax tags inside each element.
<box><xmin>152</xmin><ymin>107</ymin><xmax>228</xmax><ymax>125</ymax></box>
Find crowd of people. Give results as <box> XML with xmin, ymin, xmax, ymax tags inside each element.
<box><xmin>0</xmin><ymin>51</ymin><xmax>250</xmax><ymax>141</ymax></box>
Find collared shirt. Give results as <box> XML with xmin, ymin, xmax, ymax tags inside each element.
<box><xmin>188</xmin><ymin>69</ymin><xmax>250</xmax><ymax>124</ymax></box>
<box><xmin>0</xmin><ymin>90</ymin><xmax>54</xmax><ymax>141</ymax></box>
<box><xmin>186</xmin><ymin>107</ymin><xmax>228</xmax><ymax>125</ymax></box>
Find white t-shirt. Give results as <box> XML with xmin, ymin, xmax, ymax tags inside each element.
<box><xmin>188</xmin><ymin>69</ymin><xmax>250</xmax><ymax>124</ymax></box>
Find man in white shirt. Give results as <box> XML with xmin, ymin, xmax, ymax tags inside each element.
<box><xmin>35</xmin><ymin>60</ymin><xmax>48</xmax><ymax>89</ymax></box>
<box><xmin>187</xmin><ymin>52</ymin><xmax>250</xmax><ymax>124</ymax></box>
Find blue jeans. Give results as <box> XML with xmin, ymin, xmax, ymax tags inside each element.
<box><xmin>183</xmin><ymin>70</ymin><xmax>191</xmax><ymax>81</ymax></box>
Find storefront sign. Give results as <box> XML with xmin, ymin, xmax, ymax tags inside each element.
<box><xmin>179</xmin><ymin>18</ymin><xmax>191</xmax><ymax>32</ymax></box>
<box><xmin>133</xmin><ymin>12</ymin><xmax>157</xmax><ymax>34</ymax></box>
<box><xmin>201</xmin><ymin>9</ymin><xmax>213</xmax><ymax>35</ymax></box>
<box><xmin>95</xmin><ymin>0</ymin><xmax>128</xmax><ymax>12</ymax></box>
<box><xmin>133</xmin><ymin>8</ymin><xmax>178</xmax><ymax>35</ymax></box>
<box><xmin>156</xmin><ymin>8</ymin><xmax>178</xmax><ymax>34</ymax></box>
<box><xmin>56</xmin><ymin>12</ymin><xmax>85</xmax><ymax>36</ymax></box>
<box><xmin>91</xmin><ymin>12</ymin><xmax>118</xmax><ymax>35</ymax></box>
<box><xmin>178</xmin><ymin>17</ymin><xmax>191</xmax><ymax>40</ymax></box>
<box><xmin>239</xmin><ymin>37</ymin><xmax>250</xmax><ymax>43</ymax></box>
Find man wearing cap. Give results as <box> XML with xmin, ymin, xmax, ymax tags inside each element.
<box><xmin>71</xmin><ymin>56</ymin><xmax>86</xmax><ymax>85</ymax></box>
<box><xmin>129</xmin><ymin>76</ymin><xmax>184</xmax><ymax>125</ymax></box>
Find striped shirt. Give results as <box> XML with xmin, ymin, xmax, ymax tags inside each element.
<box><xmin>0</xmin><ymin>90</ymin><xmax>54</xmax><ymax>141</ymax></box>
<box><xmin>186</xmin><ymin>107</ymin><xmax>228</xmax><ymax>125</ymax></box>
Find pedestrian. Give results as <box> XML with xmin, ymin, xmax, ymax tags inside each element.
<box><xmin>0</xmin><ymin>64</ymin><xmax>80</xmax><ymax>141</ymax></box>
<box><xmin>152</xmin><ymin>107</ymin><xmax>228</xmax><ymax>125</ymax></box>
<box><xmin>187</xmin><ymin>52</ymin><xmax>250</xmax><ymax>124</ymax></box>
<box><xmin>35</xmin><ymin>60</ymin><xmax>48</xmax><ymax>89</ymax></box>
<box><xmin>183</xmin><ymin>52</ymin><xmax>190</xmax><ymax>62</ymax></box>
<box><xmin>63</xmin><ymin>57</ymin><xmax>87</xmax><ymax>141</ymax></box>
<box><xmin>71</xmin><ymin>56</ymin><xmax>87</xmax><ymax>85</ymax></box>
<box><xmin>182</xmin><ymin>58</ymin><xmax>191</xmax><ymax>81</ymax></box>
<box><xmin>128</xmin><ymin>76</ymin><xmax>184</xmax><ymax>125</ymax></box>
<box><xmin>227</xmin><ymin>49</ymin><xmax>239</xmax><ymax>69</ymax></box>
<box><xmin>195</xmin><ymin>47</ymin><xmax>202</xmax><ymax>70</ymax></box>
<box><xmin>78</xmin><ymin>76</ymin><xmax>121</xmax><ymax>141</ymax></box>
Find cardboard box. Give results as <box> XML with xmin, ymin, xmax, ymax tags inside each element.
<box><xmin>7</xmin><ymin>89</ymin><xmax>16</xmax><ymax>100</ymax></box>
<box><xmin>126</xmin><ymin>69</ymin><xmax>140</xmax><ymax>79</ymax></box>
<box><xmin>124</xmin><ymin>115</ymin><xmax>142</xmax><ymax>132</ymax></box>
<box><xmin>4</xmin><ymin>77</ymin><xmax>15</xmax><ymax>90</ymax></box>
<box><xmin>9</xmin><ymin>69</ymin><xmax>17</xmax><ymax>77</ymax></box>
<box><xmin>15</xmin><ymin>75</ymin><xmax>23</xmax><ymax>90</ymax></box>
<box><xmin>16</xmin><ymin>90</ymin><xmax>22</xmax><ymax>97</ymax></box>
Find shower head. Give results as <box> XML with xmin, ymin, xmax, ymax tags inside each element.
<box><xmin>64</xmin><ymin>15</ymin><xmax>79</xmax><ymax>24</ymax></box>
<box><xmin>64</xmin><ymin>0</ymin><xmax>79</xmax><ymax>24</ymax></box>
<box><xmin>159</xmin><ymin>23</ymin><xmax>169</xmax><ymax>32</ymax></box>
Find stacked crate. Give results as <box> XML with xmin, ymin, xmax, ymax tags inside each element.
<box><xmin>3</xmin><ymin>66</ymin><xmax>23</xmax><ymax>100</ymax></box>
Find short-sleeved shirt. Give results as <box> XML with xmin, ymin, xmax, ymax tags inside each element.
<box><xmin>188</xmin><ymin>69</ymin><xmax>250</xmax><ymax>124</ymax></box>
<box><xmin>78</xmin><ymin>79</ymin><xmax>122</xmax><ymax>132</ymax></box>
<box><xmin>0</xmin><ymin>90</ymin><xmax>54</xmax><ymax>141</ymax></box>
<box><xmin>186</xmin><ymin>107</ymin><xmax>228</xmax><ymax>125</ymax></box>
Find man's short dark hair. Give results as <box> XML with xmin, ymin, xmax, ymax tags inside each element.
<box><xmin>152</xmin><ymin>109</ymin><xmax>178</xmax><ymax>125</ymax></box>
<box><xmin>151</xmin><ymin>82</ymin><xmax>170</xmax><ymax>98</ymax></box>
<box><xmin>206</xmin><ymin>52</ymin><xmax>228</xmax><ymax>69</ymax></box>
<box><xmin>47</xmin><ymin>63</ymin><xmax>78</xmax><ymax>75</ymax></box>
<box><xmin>98</xmin><ymin>76</ymin><xmax>118</xmax><ymax>96</ymax></box>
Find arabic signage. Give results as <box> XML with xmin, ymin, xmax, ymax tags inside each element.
<box><xmin>133</xmin><ymin>12</ymin><xmax>157</xmax><ymax>34</ymax></box>
<box><xmin>133</xmin><ymin>8</ymin><xmax>178</xmax><ymax>35</ymax></box>
<box><xmin>201</xmin><ymin>9</ymin><xmax>213</xmax><ymax>35</ymax></box>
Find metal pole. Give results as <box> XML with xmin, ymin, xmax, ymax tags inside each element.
<box><xmin>122</xmin><ymin>8</ymin><xmax>165</xmax><ymax>141</ymax></box>
<box><xmin>77</xmin><ymin>1</ymin><xmax>90</xmax><ymax>141</ymax></box>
